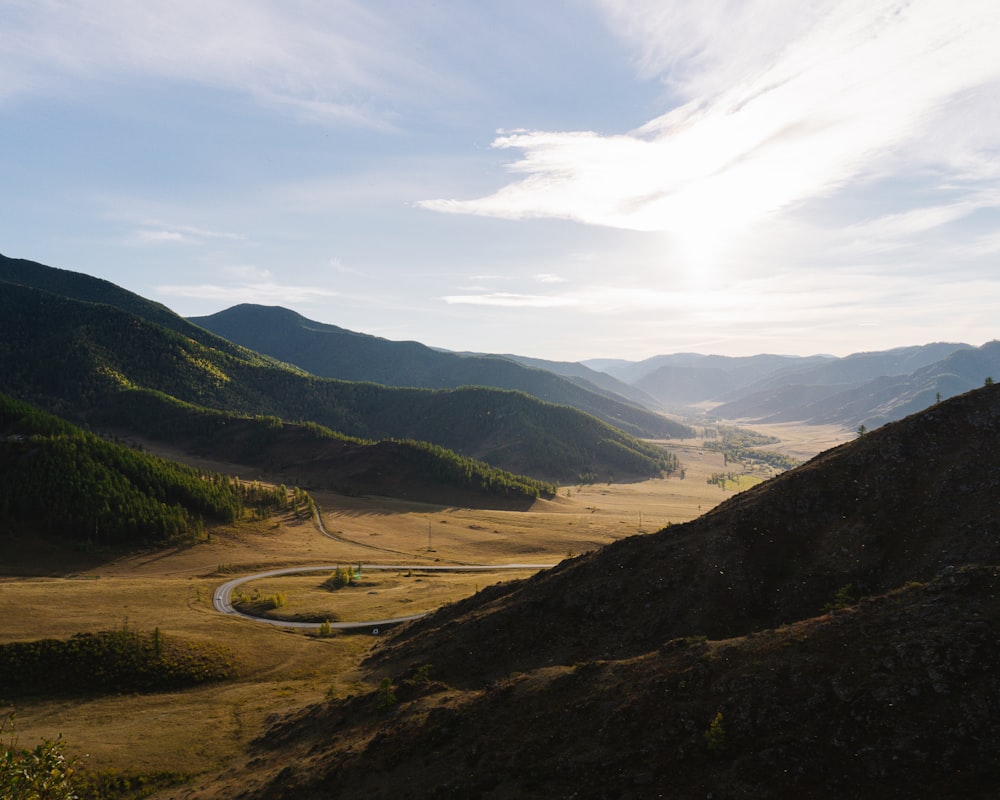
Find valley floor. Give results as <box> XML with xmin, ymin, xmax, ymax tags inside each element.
<box><xmin>0</xmin><ymin>424</ymin><xmax>847</xmax><ymax>795</ymax></box>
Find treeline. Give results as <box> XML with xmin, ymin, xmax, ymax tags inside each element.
<box><xmin>0</xmin><ymin>393</ymin><xmax>290</xmax><ymax>545</ymax></box>
<box><xmin>389</xmin><ymin>439</ymin><xmax>557</xmax><ymax>500</ymax></box>
<box><xmin>0</xmin><ymin>626</ymin><xmax>236</xmax><ymax>699</ymax></box>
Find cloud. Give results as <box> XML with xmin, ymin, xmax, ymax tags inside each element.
<box><xmin>130</xmin><ymin>221</ymin><xmax>243</xmax><ymax>246</ymax></box>
<box><xmin>0</xmin><ymin>0</ymin><xmax>444</xmax><ymax>128</ymax></box>
<box><xmin>134</xmin><ymin>230</ymin><xmax>188</xmax><ymax>244</ymax></box>
<box><xmin>441</xmin><ymin>292</ymin><xmax>577</xmax><ymax>308</ymax></box>
<box><xmin>421</xmin><ymin>1</ymin><xmax>1000</xmax><ymax>242</ymax></box>
<box><xmin>157</xmin><ymin>281</ymin><xmax>338</xmax><ymax>305</ymax></box>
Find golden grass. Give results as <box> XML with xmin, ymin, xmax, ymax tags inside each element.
<box><xmin>0</xmin><ymin>422</ymin><xmax>844</xmax><ymax>788</ymax></box>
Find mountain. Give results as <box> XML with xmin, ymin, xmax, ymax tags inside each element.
<box><xmin>189</xmin><ymin>304</ymin><xmax>690</xmax><ymax>440</ymax></box>
<box><xmin>586</xmin><ymin>352</ymin><xmax>827</xmax><ymax>390</ymax></box>
<box><xmin>214</xmin><ymin>383</ymin><xmax>1000</xmax><ymax>799</ymax></box>
<box><xmin>0</xmin><ymin>254</ymin><xmax>677</xmax><ymax>486</ymax></box>
<box><xmin>713</xmin><ymin>341</ymin><xmax>998</xmax><ymax>428</ymax></box>
<box><xmin>582</xmin><ymin>344</ymin><xmax>988</xmax><ymax>429</ymax></box>
<box><xmin>493</xmin><ymin>352</ymin><xmax>663</xmax><ymax>410</ymax></box>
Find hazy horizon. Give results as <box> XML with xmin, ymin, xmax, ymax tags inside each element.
<box><xmin>2</xmin><ymin>1</ymin><xmax>998</xmax><ymax>361</ymax></box>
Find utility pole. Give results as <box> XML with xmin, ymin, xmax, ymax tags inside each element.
<box><xmin>427</xmin><ymin>521</ymin><xmax>433</xmax><ymax>551</ymax></box>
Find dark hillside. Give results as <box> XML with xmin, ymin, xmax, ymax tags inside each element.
<box><xmin>190</xmin><ymin>304</ymin><xmax>691</xmax><ymax>439</ymax></box>
<box><xmin>205</xmin><ymin>385</ymin><xmax>1000</xmax><ymax>800</ymax></box>
<box><xmin>368</xmin><ymin>382</ymin><xmax>1000</xmax><ymax>685</ymax></box>
<box><xmin>0</xmin><ymin>252</ymin><xmax>256</xmax><ymax>360</ymax></box>
<box><xmin>245</xmin><ymin>567</ymin><xmax>999</xmax><ymax>800</ymax></box>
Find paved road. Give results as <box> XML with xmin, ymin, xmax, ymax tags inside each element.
<box><xmin>213</xmin><ymin>563</ymin><xmax>554</xmax><ymax>631</ymax></box>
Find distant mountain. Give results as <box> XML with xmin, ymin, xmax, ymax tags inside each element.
<box><xmin>221</xmin><ymin>383</ymin><xmax>1000</xmax><ymax>800</ymax></box>
<box><xmin>494</xmin><ymin>353</ymin><xmax>663</xmax><ymax>410</ymax></box>
<box><xmin>586</xmin><ymin>352</ymin><xmax>826</xmax><ymax>388</ymax></box>
<box><xmin>582</xmin><ymin>343</ymin><xmax>983</xmax><ymax>428</ymax></box>
<box><xmin>0</xmin><ymin>254</ymin><xmax>677</xmax><ymax>486</ymax></box>
<box><xmin>190</xmin><ymin>304</ymin><xmax>690</xmax><ymax>440</ymax></box>
<box><xmin>713</xmin><ymin>342</ymin><xmax>997</xmax><ymax>427</ymax></box>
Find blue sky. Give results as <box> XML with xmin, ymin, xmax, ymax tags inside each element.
<box><xmin>2</xmin><ymin>1</ymin><xmax>999</xmax><ymax>361</ymax></box>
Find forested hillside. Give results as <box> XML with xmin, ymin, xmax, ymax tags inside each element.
<box><xmin>99</xmin><ymin>388</ymin><xmax>557</xmax><ymax>507</ymax></box>
<box><xmin>0</xmin><ymin>393</ymin><xmax>289</xmax><ymax>545</ymax></box>
<box><xmin>0</xmin><ymin>257</ymin><xmax>677</xmax><ymax>484</ymax></box>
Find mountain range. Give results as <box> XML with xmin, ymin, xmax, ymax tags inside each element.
<box><xmin>189</xmin><ymin>304</ymin><xmax>681</xmax><ymax>440</ymax></box>
<box><xmin>587</xmin><ymin>343</ymin><xmax>1000</xmax><ymax>429</ymax></box>
<box><xmin>194</xmin><ymin>299</ymin><xmax>1000</xmax><ymax>434</ymax></box>
<box><xmin>0</xmin><ymin>253</ymin><xmax>680</xmax><ymax>498</ymax></box>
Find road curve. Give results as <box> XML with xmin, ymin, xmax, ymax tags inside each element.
<box><xmin>213</xmin><ymin>563</ymin><xmax>554</xmax><ymax>631</ymax></box>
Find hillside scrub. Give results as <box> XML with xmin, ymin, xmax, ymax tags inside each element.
<box><xmin>1</xmin><ymin>716</ymin><xmax>77</xmax><ymax>800</ymax></box>
<box><xmin>0</xmin><ymin>627</ymin><xmax>237</xmax><ymax>699</ymax></box>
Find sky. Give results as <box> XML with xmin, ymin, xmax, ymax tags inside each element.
<box><xmin>1</xmin><ymin>0</ymin><xmax>999</xmax><ymax>362</ymax></box>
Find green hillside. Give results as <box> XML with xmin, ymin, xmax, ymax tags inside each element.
<box><xmin>0</xmin><ymin>256</ymin><xmax>678</xmax><ymax>484</ymax></box>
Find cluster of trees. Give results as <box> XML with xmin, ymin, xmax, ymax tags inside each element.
<box><xmin>0</xmin><ymin>626</ymin><xmax>236</xmax><ymax>699</ymax></box>
<box><xmin>323</xmin><ymin>566</ymin><xmax>358</xmax><ymax>590</ymax></box>
<box><xmin>0</xmin><ymin>393</ymin><xmax>291</xmax><ymax>546</ymax></box>
<box><xmin>231</xmin><ymin>588</ymin><xmax>286</xmax><ymax>614</ymax></box>
<box><xmin>707</xmin><ymin>472</ymin><xmax>741</xmax><ymax>490</ymax></box>
<box><xmin>702</xmin><ymin>426</ymin><xmax>799</xmax><ymax>471</ymax></box>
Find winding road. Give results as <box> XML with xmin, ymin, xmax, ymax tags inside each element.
<box><xmin>213</xmin><ymin>563</ymin><xmax>554</xmax><ymax>631</ymax></box>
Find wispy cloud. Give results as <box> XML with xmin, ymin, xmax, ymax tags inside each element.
<box><xmin>130</xmin><ymin>221</ymin><xmax>244</xmax><ymax>246</ymax></box>
<box><xmin>441</xmin><ymin>292</ymin><xmax>577</xmax><ymax>308</ymax></box>
<box><xmin>157</xmin><ymin>281</ymin><xmax>338</xmax><ymax>305</ymax></box>
<box><xmin>0</xmin><ymin>0</ymin><xmax>444</xmax><ymax>128</ymax></box>
<box><xmin>421</xmin><ymin>1</ymin><xmax>1000</xmax><ymax>245</ymax></box>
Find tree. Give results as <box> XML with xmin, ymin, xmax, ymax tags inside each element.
<box><xmin>703</xmin><ymin>711</ymin><xmax>726</xmax><ymax>753</ymax></box>
<box><xmin>376</xmin><ymin>677</ymin><xmax>397</xmax><ymax>712</ymax></box>
<box><xmin>856</xmin><ymin>424</ymin><xmax>868</xmax><ymax>438</ymax></box>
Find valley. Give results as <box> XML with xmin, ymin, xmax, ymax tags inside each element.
<box><xmin>0</xmin><ymin>424</ymin><xmax>843</xmax><ymax>793</ymax></box>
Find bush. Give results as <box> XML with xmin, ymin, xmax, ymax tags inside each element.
<box><xmin>1</xmin><ymin>716</ymin><xmax>77</xmax><ymax>799</ymax></box>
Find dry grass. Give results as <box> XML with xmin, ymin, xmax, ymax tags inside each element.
<box><xmin>0</xmin><ymin>423</ymin><xmax>843</xmax><ymax>787</ymax></box>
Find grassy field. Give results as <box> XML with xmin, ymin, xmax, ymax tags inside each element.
<box><xmin>0</xmin><ymin>421</ymin><xmax>849</xmax><ymax>792</ymax></box>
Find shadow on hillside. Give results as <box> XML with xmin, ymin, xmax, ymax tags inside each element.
<box><xmin>0</xmin><ymin>530</ymin><xmax>112</xmax><ymax>577</ymax></box>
